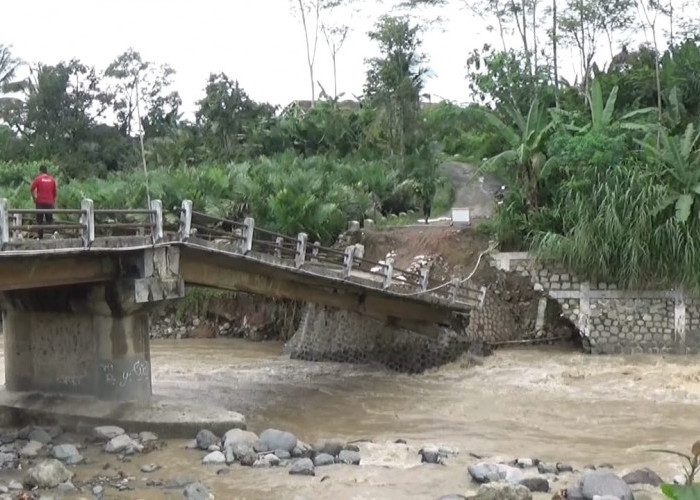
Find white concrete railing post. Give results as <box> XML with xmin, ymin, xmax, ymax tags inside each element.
<box><xmin>343</xmin><ymin>245</ymin><xmax>355</xmax><ymax>278</ymax></box>
<box><xmin>178</xmin><ymin>200</ymin><xmax>193</xmax><ymax>242</ymax></box>
<box><xmin>0</xmin><ymin>199</ymin><xmax>8</xmax><ymax>249</ymax></box>
<box><xmin>295</xmin><ymin>232</ymin><xmax>308</xmax><ymax>268</ymax></box>
<box><xmin>449</xmin><ymin>278</ymin><xmax>460</xmax><ymax>304</ymax></box>
<box><xmin>242</xmin><ymin>217</ymin><xmax>254</xmax><ymax>254</ymax></box>
<box><xmin>150</xmin><ymin>199</ymin><xmax>163</xmax><ymax>244</ymax></box>
<box><xmin>383</xmin><ymin>257</ymin><xmax>394</xmax><ymax>289</ymax></box>
<box><xmin>12</xmin><ymin>213</ymin><xmax>22</xmax><ymax>241</ymax></box>
<box><xmin>311</xmin><ymin>241</ymin><xmax>320</xmax><ymax>263</ymax></box>
<box><xmin>419</xmin><ymin>268</ymin><xmax>430</xmax><ymax>291</ymax></box>
<box><xmin>80</xmin><ymin>198</ymin><xmax>95</xmax><ymax>247</ymax></box>
<box><xmin>274</xmin><ymin>237</ymin><xmax>284</xmax><ymax>259</ymax></box>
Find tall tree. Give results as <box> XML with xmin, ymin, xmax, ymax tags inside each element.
<box><xmin>290</xmin><ymin>0</ymin><xmax>323</xmax><ymax>105</ymax></box>
<box><xmin>364</xmin><ymin>15</ymin><xmax>429</xmax><ymax>163</ymax></box>
<box><xmin>195</xmin><ymin>73</ymin><xmax>276</xmax><ymax>160</ymax></box>
<box><xmin>320</xmin><ymin>0</ymin><xmax>359</xmax><ymax>99</ymax></box>
<box><xmin>104</xmin><ymin>49</ymin><xmax>180</xmax><ymax>138</ymax></box>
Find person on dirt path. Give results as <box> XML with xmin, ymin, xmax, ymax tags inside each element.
<box><xmin>422</xmin><ymin>197</ymin><xmax>431</xmax><ymax>224</ymax></box>
<box><xmin>30</xmin><ymin>165</ymin><xmax>58</xmax><ymax>240</ymax></box>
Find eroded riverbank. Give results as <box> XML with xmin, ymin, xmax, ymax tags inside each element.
<box><xmin>0</xmin><ymin>338</ymin><xmax>698</xmax><ymax>498</ymax></box>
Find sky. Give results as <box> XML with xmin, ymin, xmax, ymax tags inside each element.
<box><xmin>2</xmin><ymin>0</ymin><xmax>673</xmax><ymax>118</ymax></box>
<box><xmin>1</xmin><ymin>0</ymin><xmax>511</xmax><ymax>116</ymax></box>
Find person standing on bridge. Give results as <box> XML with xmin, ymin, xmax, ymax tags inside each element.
<box><xmin>30</xmin><ymin>165</ymin><xmax>58</xmax><ymax>240</ymax></box>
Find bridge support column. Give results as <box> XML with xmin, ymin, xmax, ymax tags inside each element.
<box><xmin>1</xmin><ymin>280</ymin><xmax>173</xmax><ymax>403</ymax></box>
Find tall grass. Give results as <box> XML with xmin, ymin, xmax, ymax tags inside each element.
<box><xmin>531</xmin><ymin>162</ymin><xmax>700</xmax><ymax>291</ymax></box>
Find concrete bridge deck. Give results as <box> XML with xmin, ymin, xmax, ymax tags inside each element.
<box><xmin>0</xmin><ymin>198</ymin><xmax>484</xmax><ymax>405</ymax></box>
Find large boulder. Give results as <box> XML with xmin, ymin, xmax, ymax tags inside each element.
<box><xmin>468</xmin><ymin>463</ymin><xmax>524</xmax><ymax>484</ymax></box>
<box><xmin>289</xmin><ymin>458</ymin><xmax>315</xmax><ymax>476</ymax></box>
<box><xmin>568</xmin><ymin>471</ymin><xmax>634</xmax><ymax>500</ymax></box>
<box><xmin>622</xmin><ymin>468</ymin><xmax>663</xmax><ymax>487</ymax></box>
<box><xmin>51</xmin><ymin>444</ymin><xmax>82</xmax><ymax>463</ymax></box>
<box><xmin>259</xmin><ymin>429</ymin><xmax>297</xmax><ymax>453</ymax></box>
<box><xmin>24</xmin><ymin>459</ymin><xmax>74</xmax><ymax>488</ymax></box>
<box><xmin>222</xmin><ymin>429</ymin><xmax>258</xmax><ymax>450</ymax></box>
<box><xmin>202</xmin><ymin>451</ymin><xmax>226</xmax><ymax>465</ymax></box>
<box><xmin>105</xmin><ymin>434</ymin><xmax>137</xmax><ymax>454</ymax></box>
<box><xmin>92</xmin><ymin>426</ymin><xmax>125</xmax><ymax>440</ymax></box>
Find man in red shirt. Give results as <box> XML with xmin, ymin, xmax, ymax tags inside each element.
<box><xmin>30</xmin><ymin>165</ymin><xmax>58</xmax><ymax>239</ymax></box>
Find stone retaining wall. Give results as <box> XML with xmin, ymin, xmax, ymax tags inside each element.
<box><xmin>490</xmin><ymin>252</ymin><xmax>693</xmax><ymax>354</ymax></box>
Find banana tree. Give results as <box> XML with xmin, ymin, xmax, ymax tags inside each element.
<box><xmin>642</xmin><ymin>123</ymin><xmax>700</xmax><ymax>223</ymax></box>
<box><xmin>480</xmin><ymin>98</ymin><xmax>556</xmax><ymax>209</ymax></box>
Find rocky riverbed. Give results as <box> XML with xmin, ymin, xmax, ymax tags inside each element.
<box><xmin>0</xmin><ymin>420</ymin><xmax>681</xmax><ymax>499</ymax></box>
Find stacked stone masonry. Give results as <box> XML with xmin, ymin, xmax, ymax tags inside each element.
<box><xmin>490</xmin><ymin>252</ymin><xmax>696</xmax><ymax>354</ymax></box>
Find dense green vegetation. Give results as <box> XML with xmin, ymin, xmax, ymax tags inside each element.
<box><xmin>3</xmin><ymin>0</ymin><xmax>700</xmax><ymax>290</ymax></box>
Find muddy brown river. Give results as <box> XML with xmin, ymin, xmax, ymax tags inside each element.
<box><xmin>3</xmin><ymin>338</ymin><xmax>699</xmax><ymax>498</ymax></box>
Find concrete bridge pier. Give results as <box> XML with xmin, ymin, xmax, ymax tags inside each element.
<box><xmin>1</xmin><ymin>280</ymin><xmax>165</xmax><ymax>402</ymax></box>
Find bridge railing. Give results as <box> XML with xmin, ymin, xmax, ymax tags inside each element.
<box><xmin>0</xmin><ymin>197</ymin><xmax>484</xmax><ymax>308</ymax></box>
<box><xmin>0</xmin><ymin>198</ymin><xmax>163</xmax><ymax>248</ymax></box>
<box><xmin>177</xmin><ymin>200</ymin><xmax>485</xmax><ymax>307</ymax></box>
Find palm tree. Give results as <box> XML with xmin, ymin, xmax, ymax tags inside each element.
<box><xmin>0</xmin><ymin>45</ymin><xmax>23</xmax><ymax>113</ymax></box>
<box><xmin>480</xmin><ymin>98</ymin><xmax>555</xmax><ymax>209</ymax></box>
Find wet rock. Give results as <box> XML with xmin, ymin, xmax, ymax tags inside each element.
<box><xmin>289</xmin><ymin>458</ymin><xmax>315</xmax><ymax>476</ymax></box>
<box><xmin>186</xmin><ymin>440</ymin><xmax>198</xmax><ymax>449</ymax></box>
<box><xmin>420</xmin><ymin>446</ymin><xmax>443</xmax><ymax>464</ymax></box>
<box><xmin>274</xmin><ymin>449</ymin><xmax>291</xmax><ymax>460</ymax></box>
<box><xmin>395</xmin><ymin>439</ymin><xmax>408</xmax><ymax>444</ymax></box>
<box><xmin>519</xmin><ymin>477</ymin><xmax>550</xmax><ymax>492</ymax></box>
<box><xmin>222</xmin><ymin>429</ymin><xmax>258</xmax><ymax>450</ymax></box>
<box><xmin>105</xmin><ymin>434</ymin><xmax>135</xmax><ymax>454</ymax></box>
<box><xmin>260</xmin><ymin>429</ymin><xmax>297</xmax><ymax>453</ymax></box>
<box><xmin>0</xmin><ymin>452</ymin><xmax>16</xmax><ymax>467</ymax></box>
<box><xmin>313</xmin><ymin>453</ymin><xmax>335</xmax><ymax>466</ymax></box>
<box><xmin>51</xmin><ymin>444</ymin><xmax>81</xmax><ymax>462</ymax></box>
<box><xmin>516</xmin><ymin>458</ymin><xmax>535</xmax><ymax>468</ymax></box>
<box><xmin>468</xmin><ymin>463</ymin><xmax>524</xmax><ymax>484</ymax></box>
<box><xmin>538</xmin><ymin>462</ymin><xmax>557</xmax><ymax>475</ymax></box>
<box><xmin>207</xmin><ymin>444</ymin><xmax>220</xmax><ymax>452</ymax></box>
<box><xmin>598</xmin><ymin>463</ymin><xmax>614</xmax><ymax>469</ymax></box>
<box><xmin>584</xmin><ymin>465</ymin><xmax>597</xmax><ymax>471</ymax></box>
<box><xmin>24</xmin><ymin>459</ymin><xmax>74</xmax><ymax>488</ymax></box>
<box><xmin>344</xmin><ymin>443</ymin><xmax>361</xmax><ymax>453</ymax></box>
<box><xmin>202</xmin><ymin>451</ymin><xmax>226</xmax><ymax>465</ymax></box>
<box><xmin>141</xmin><ymin>464</ymin><xmax>160</xmax><ymax>473</ymax></box>
<box><xmin>230</xmin><ymin>442</ymin><xmax>255</xmax><ymax>461</ymax></box>
<box><xmin>622</xmin><ymin>468</ymin><xmax>663</xmax><ymax>487</ymax></box>
<box><xmin>252</xmin><ymin>458</ymin><xmax>271</xmax><ymax>468</ymax></box>
<box><xmin>467</xmin><ymin>482</ymin><xmax>532</xmax><ymax>500</ymax></box>
<box><xmin>338</xmin><ymin>450</ymin><xmax>361</xmax><ymax>465</ymax></box>
<box><xmin>139</xmin><ymin>431</ymin><xmax>158</xmax><ymax>443</ymax></box>
<box><xmin>183</xmin><ymin>481</ymin><xmax>213</xmax><ymax>500</ymax></box>
<box><xmin>314</xmin><ymin>439</ymin><xmax>344</xmax><ymax>457</ymax></box>
<box><xmin>568</xmin><ymin>471</ymin><xmax>633</xmax><ymax>500</ymax></box>
<box><xmin>232</xmin><ymin>443</ymin><xmax>257</xmax><ymax>467</ymax></box>
<box><xmin>263</xmin><ymin>454</ymin><xmax>281</xmax><ymax>467</ymax></box>
<box><xmin>93</xmin><ymin>426</ymin><xmax>125</xmax><ymax>440</ymax></box>
<box><xmin>57</xmin><ymin>481</ymin><xmax>76</xmax><ymax>492</ymax></box>
<box><xmin>557</xmin><ymin>462</ymin><xmax>574</xmax><ymax>473</ymax></box>
<box><xmin>93</xmin><ymin>485</ymin><xmax>104</xmax><ymax>496</ymax></box>
<box><xmin>8</xmin><ymin>480</ymin><xmax>21</xmax><ymax>490</ymax></box>
<box><xmin>20</xmin><ymin>440</ymin><xmax>43</xmax><ymax>458</ymax></box>
<box><xmin>28</xmin><ymin>428</ymin><xmax>52</xmax><ymax>445</ymax></box>
<box><xmin>196</xmin><ymin>430</ymin><xmax>219</xmax><ymax>451</ymax></box>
